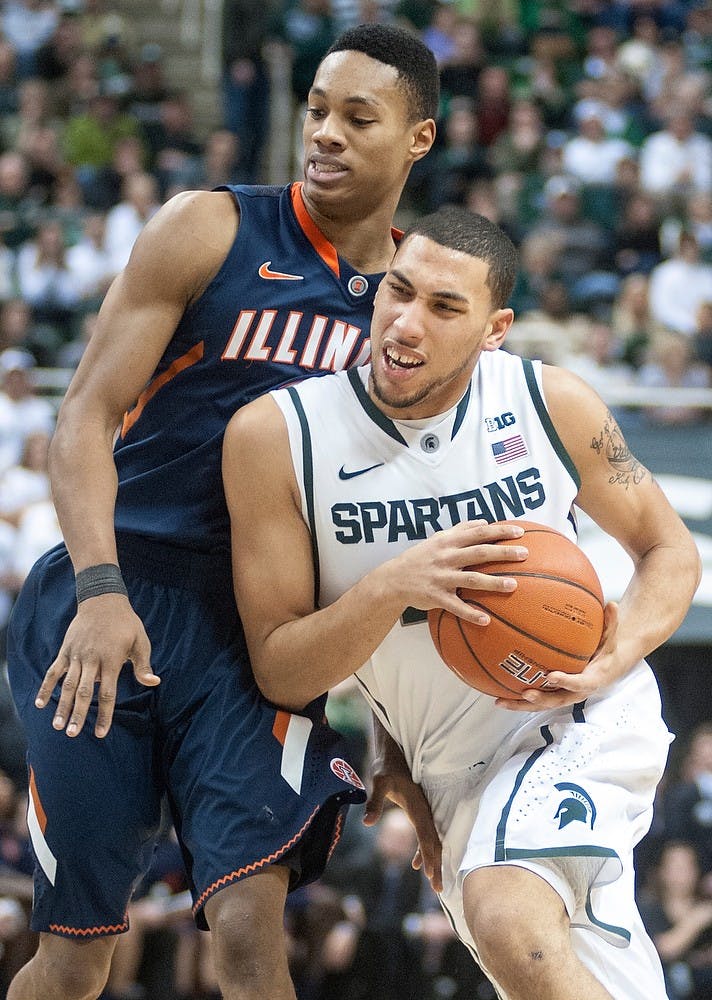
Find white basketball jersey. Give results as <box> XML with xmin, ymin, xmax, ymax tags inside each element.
<box><xmin>272</xmin><ymin>350</ymin><xmax>581</xmax><ymax>781</ymax></box>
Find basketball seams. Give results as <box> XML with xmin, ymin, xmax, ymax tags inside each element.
<box><xmin>427</xmin><ymin>519</ymin><xmax>605</xmax><ymax>699</ymax></box>
<box><xmin>433</xmin><ymin>608</ymin><xmax>519</xmax><ymax>695</ymax></box>
<box><xmin>471</xmin><ymin>572</ymin><xmax>604</xmax><ymax>606</ymax></box>
<box><xmin>452</xmin><ymin>614</ymin><xmax>521</xmax><ymax>696</ymax></box>
<box><xmin>459</xmin><ymin>599</ymin><xmax>594</xmax><ymax>661</ymax></box>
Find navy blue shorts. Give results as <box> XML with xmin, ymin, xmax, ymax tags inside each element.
<box><xmin>7</xmin><ymin>537</ymin><xmax>366</xmax><ymax>938</ymax></box>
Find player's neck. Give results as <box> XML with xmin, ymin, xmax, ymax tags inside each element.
<box><xmin>307</xmin><ymin>201</ymin><xmax>400</xmax><ymax>274</ymax></box>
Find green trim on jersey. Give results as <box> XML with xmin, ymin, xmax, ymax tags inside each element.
<box><xmin>452</xmin><ymin>383</ymin><xmax>472</xmax><ymax>439</ymax></box>
<box><xmin>347</xmin><ymin>367</ymin><xmax>407</xmax><ymax>445</ymax></box>
<box><xmin>522</xmin><ymin>359</ymin><xmax>581</xmax><ymax>490</ymax></box>
<box><xmin>286</xmin><ymin>386</ymin><xmax>320</xmax><ymax>604</ymax></box>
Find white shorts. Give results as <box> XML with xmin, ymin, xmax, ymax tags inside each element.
<box><xmin>421</xmin><ymin>661</ymin><xmax>672</xmax><ymax>1000</ymax></box>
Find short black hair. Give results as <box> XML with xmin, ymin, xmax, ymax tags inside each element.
<box><xmin>323</xmin><ymin>23</ymin><xmax>439</xmax><ymax>122</ymax></box>
<box><xmin>402</xmin><ymin>207</ymin><xmax>519</xmax><ymax>309</ymax></box>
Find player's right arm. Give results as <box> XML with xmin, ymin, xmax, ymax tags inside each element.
<box><xmin>223</xmin><ymin>395</ymin><xmax>528</xmax><ymax>713</ymax></box>
<box><xmin>36</xmin><ymin>189</ymin><xmax>240</xmax><ymax>739</ymax></box>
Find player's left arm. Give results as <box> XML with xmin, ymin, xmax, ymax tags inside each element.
<box><xmin>502</xmin><ymin>365</ymin><xmax>701</xmax><ymax>711</ymax></box>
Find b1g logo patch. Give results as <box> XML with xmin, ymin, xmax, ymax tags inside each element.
<box><xmin>330</xmin><ymin>758</ymin><xmax>365</xmax><ymax>790</ymax></box>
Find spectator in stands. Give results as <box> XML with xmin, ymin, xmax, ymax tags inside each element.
<box><xmin>524</xmin><ymin>173</ymin><xmax>619</xmax><ymax>310</ymax></box>
<box><xmin>693</xmin><ymin>300</ymin><xmax>712</xmax><ymax>373</ymax></box>
<box><xmin>0</xmin><ymin>301</ymin><xmax>35</xmax><ymax>357</ymax></box>
<box><xmin>221</xmin><ymin>0</ymin><xmax>279</xmax><ymax>183</ymax></box>
<box><xmin>0</xmin><ymin>152</ymin><xmax>40</xmax><ymax>253</ymax></box>
<box><xmin>488</xmin><ymin>97</ymin><xmax>546</xmax><ymax>178</ymax></box>
<box><xmin>637</xmin><ymin>330</ymin><xmax>711</xmax><ymax>426</ymax></box>
<box><xmin>195</xmin><ymin>129</ymin><xmax>240</xmax><ymax>192</ymax></box>
<box><xmin>0</xmin><ymin>430</ymin><xmax>51</xmax><ymax>529</ymax></box>
<box><xmin>127</xmin><ymin>42</ymin><xmax>170</xmax><ymax>137</ymax></box>
<box><xmin>437</xmin><ymin>17</ymin><xmax>485</xmax><ymax>105</ymax></box>
<box><xmin>15</xmin><ymin>218</ymin><xmax>81</xmax><ymax>354</ymax></box>
<box><xmin>648</xmin><ymin>230</ymin><xmax>712</xmax><ymax>337</ymax></box>
<box><xmin>146</xmin><ymin>92</ymin><xmax>204</xmax><ymax>199</ymax></box>
<box><xmin>0</xmin><ymin>348</ymin><xmax>54</xmax><ymax>474</ymax></box>
<box><xmin>613</xmin><ymin>190</ymin><xmax>662</xmax><ymax>277</ymax></box>
<box><xmin>319</xmin><ymin>807</ymin><xmax>438</xmax><ymax>1000</ymax></box>
<box><xmin>63</xmin><ymin>83</ymin><xmax>143</xmax><ymax>198</ymax></box>
<box><xmin>55</xmin><ymin>309</ymin><xmax>98</xmax><ymax>370</ymax></box>
<box><xmin>662</xmin><ymin>723</ymin><xmax>712</xmax><ymax>876</ymax></box>
<box><xmin>561</xmin><ymin>104</ymin><xmax>635</xmax><ymax>186</ymax></box>
<box><xmin>639</xmin><ymin>104</ymin><xmax>712</xmax><ymax>207</ymax></box>
<box><xmin>639</xmin><ymin>840</ymin><xmax>712</xmax><ymax>1000</ymax></box>
<box><xmin>419</xmin><ymin>97</ymin><xmax>493</xmax><ymax>210</ymax></box>
<box><xmin>103</xmin><ymin>169</ymin><xmax>160</xmax><ymax>273</ymax></box>
<box><xmin>81</xmin><ymin>132</ymin><xmax>145</xmax><ymax>211</ymax></box>
<box><xmin>65</xmin><ymin>211</ymin><xmax>115</xmax><ymax>311</ymax></box>
<box><xmin>0</xmin><ymin>0</ymin><xmax>58</xmax><ymax>80</ymax></box>
<box><xmin>473</xmin><ymin>64</ymin><xmax>511</xmax><ymax>149</ymax></box>
<box><xmin>506</xmin><ymin>276</ymin><xmax>592</xmax><ymax>365</ymax></box>
<box><xmin>0</xmin><ymin>39</ymin><xmax>19</xmax><ymax>119</ymax></box>
<box><xmin>35</xmin><ymin>8</ymin><xmax>85</xmax><ymax>96</ymax></box>
<box><xmin>610</xmin><ymin>272</ymin><xmax>660</xmax><ymax>370</ymax></box>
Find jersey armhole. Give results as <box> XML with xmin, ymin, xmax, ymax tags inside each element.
<box><xmin>521</xmin><ymin>358</ymin><xmax>581</xmax><ymax>491</ymax></box>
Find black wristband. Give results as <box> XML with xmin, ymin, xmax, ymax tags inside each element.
<box><xmin>75</xmin><ymin>563</ymin><xmax>128</xmax><ymax>604</ymax></box>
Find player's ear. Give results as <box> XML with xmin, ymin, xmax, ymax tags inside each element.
<box><xmin>483</xmin><ymin>308</ymin><xmax>514</xmax><ymax>351</ymax></box>
<box><xmin>409</xmin><ymin>118</ymin><xmax>436</xmax><ymax>162</ymax></box>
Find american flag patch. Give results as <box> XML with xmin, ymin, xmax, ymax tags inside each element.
<box><xmin>492</xmin><ymin>434</ymin><xmax>528</xmax><ymax>464</ymax></box>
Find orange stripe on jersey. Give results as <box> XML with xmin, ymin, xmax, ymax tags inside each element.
<box><xmin>291</xmin><ymin>183</ymin><xmax>340</xmax><ymax>277</ymax></box>
<box><xmin>28</xmin><ymin>766</ymin><xmax>47</xmax><ymax>834</ymax></box>
<box><xmin>121</xmin><ymin>341</ymin><xmax>205</xmax><ymax>438</ymax></box>
<box><xmin>272</xmin><ymin>709</ymin><xmax>290</xmax><ymax>746</ymax></box>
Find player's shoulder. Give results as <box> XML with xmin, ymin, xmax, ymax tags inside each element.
<box><xmin>225</xmin><ymin>394</ymin><xmax>283</xmax><ymax>450</ymax></box>
<box><xmin>152</xmin><ymin>188</ymin><xmax>240</xmax><ymax>243</ymax></box>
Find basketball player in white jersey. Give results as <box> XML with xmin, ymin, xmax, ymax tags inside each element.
<box><xmin>223</xmin><ymin>206</ymin><xmax>701</xmax><ymax>1000</ymax></box>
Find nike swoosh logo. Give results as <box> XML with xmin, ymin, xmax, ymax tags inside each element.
<box><xmin>338</xmin><ymin>463</ymin><xmax>385</xmax><ymax>480</ymax></box>
<box><xmin>258</xmin><ymin>261</ymin><xmax>304</xmax><ymax>280</ymax></box>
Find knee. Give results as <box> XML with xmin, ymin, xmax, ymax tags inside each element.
<box><xmin>206</xmin><ymin>869</ymin><xmax>291</xmax><ymax>987</ymax></box>
<box><xmin>464</xmin><ymin>870</ymin><xmax>570</xmax><ymax>984</ymax></box>
<box><xmin>23</xmin><ymin>936</ymin><xmax>115</xmax><ymax>1000</ymax></box>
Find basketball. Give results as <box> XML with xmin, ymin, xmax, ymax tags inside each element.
<box><xmin>428</xmin><ymin>520</ymin><xmax>605</xmax><ymax>699</ymax></box>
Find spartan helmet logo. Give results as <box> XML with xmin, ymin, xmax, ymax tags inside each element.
<box><xmin>554</xmin><ymin>782</ymin><xmax>596</xmax><ymax>830</ymax></box>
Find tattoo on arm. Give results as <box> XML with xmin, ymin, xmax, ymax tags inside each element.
<box><xmin>590</xmin><ymin>412</ymin><xmax>648</xmax><ymax>488</ymax></box>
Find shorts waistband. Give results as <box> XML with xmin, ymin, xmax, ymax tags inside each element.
<box><xmin>116</xmin><ymin>533</ymin><xmax>232</xmax><ymax>592</ymax></box>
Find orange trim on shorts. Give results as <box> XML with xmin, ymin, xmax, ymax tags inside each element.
<box><xmin>49</xmin><ymin>917</ymin><xmax>129</xmax><ymax>937</ymax></box>
<box><xmin>28</xmin><ymin>766</ymin><xmax>47</xmax><ymax>834</ymax></box>
<box><xmin>290</xmin><ymin>183</ymin><xmax>340</xmax><ymax>277</ymax></box>
<box><xmin>272</xmin><ymin>709</ymin><xmax>290</xmax><ymax>746</ymax></box>
<box><xmin>192</xmin><ymin>804</ymin><xmax>321</xmax><ymax>916</ymax></box>
<box><xmin>327</xmin><ymin>809</ymin><xmax>345</xmax><ymax>864</ymax></box>
<box><xmin>121</xmin><ymin>341</ymin><xmax>205</xmax><ymax>437</ymax></box>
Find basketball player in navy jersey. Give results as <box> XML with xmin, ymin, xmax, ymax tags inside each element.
<box><xmin>5</xmin><ymin>25</ymin><xmax>451</xmax><ymax>1000</ymax></box>
<box><xmin>224</xmin><ymin>206</ymin><xmax>701</xmax><ymax>1000</ymax></box>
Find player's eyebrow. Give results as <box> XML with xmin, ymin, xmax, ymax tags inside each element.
<box><xmin>309</xmin><ymin>88</ymin><xmax>381</xmax><ymax>110</ymax></box>
<box><xmin>390</xmin><ymin>268</ymin><xmax>470</xmax><ymax>305</ymax></box>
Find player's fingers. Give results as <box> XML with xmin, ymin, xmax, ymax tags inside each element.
<box><xmin>94</xmin><ymin>672</ymin><xmax>119</xmax><ymax>739</ymax></box>
<box><xmin>50</xmin><ymin>656</ymin><xmax>86</xmax><ymax>731</ymax></box>
<box><xmin>35</xmin><ymin>653</ymin><xmax>69</xmax><ymax>709</ymax></box>
<box><xmin>129</xmin><ymin>633</ymin><xmax>160</xmax><ymax>689</ymax></box>
<box><xmin>64</xmin><ymin>659</ymin><xmax>101</xmax><ymax>737</ymax></box>
<box><xmin>362</xmin><ymin>785</ymin><xmax>386</xmax><ymax>827</ymax></box>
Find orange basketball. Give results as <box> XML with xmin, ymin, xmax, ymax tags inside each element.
<box><xmin>428</xmin><ymin>520</ymin><xmax>605</xmax><ymax>699</ymax></box>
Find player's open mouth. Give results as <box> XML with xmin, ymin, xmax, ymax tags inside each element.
<box><xmin>384</xmin><ymin>346</ymin><xmax>423</xmax><ymax>369</ymax></box>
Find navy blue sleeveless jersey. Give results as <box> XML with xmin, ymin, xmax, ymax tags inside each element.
<box><xmin>113</xmin><ymin>183</ymin><xmax>387</xmax><ymax>554</ymax></box>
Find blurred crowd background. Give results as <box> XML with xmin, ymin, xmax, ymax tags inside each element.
<box><xmin>0</xmin><ymin>1</ymin><xmax>711</xmax><ymax>998</ymax></box>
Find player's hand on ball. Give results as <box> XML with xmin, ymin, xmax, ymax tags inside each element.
<box><xmin>496</xmin><ymin>603</ymin><xmax>621</xmax><ymax>711</ymax></box>
<box><xmin>394</xmin><ymin>519</ymin><xmax>527</xmax><ymax>625</ymax></box>
<box><xmin>35</xmin><ymin>595</ymin><xmax>158</xmax><ymax>738</ymax></box>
